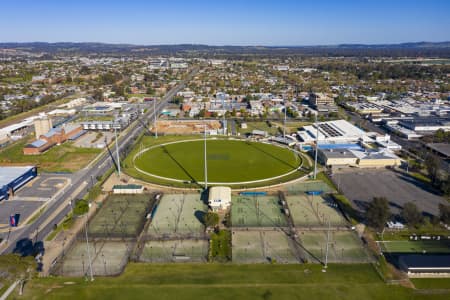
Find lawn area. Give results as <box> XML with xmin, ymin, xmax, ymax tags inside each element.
<box><xmin>411</xmin><ymin>278</ymin><xmax>450</xmax><ymax>290</ymax></box>
<box><xmin>0</xmin><ymin>136</ymin><xmax>101</xmax><ymax>172</ymax></box>
<box><xmin>133</xmin><ymin>139</ymin><xmax>302</xmax><ymax>183</ymax></box>
<box><xmin>238</xmin><ymin>121</ymin><xmax>280</xmax><ymax>136</ymax></box>
<box><xmin>14</xmin><ymin>263</ymin><xmax>450</xmax><ymax>300</ymax></box>
<box><xmin>380</xmin><ymin>240</ymin><xmax>450</xmax><ymax>254</ymax></box>
<box><xmin>209</xmin><ymin>230</ymin><xmax>232</xmax><ymax>262</ymax></box>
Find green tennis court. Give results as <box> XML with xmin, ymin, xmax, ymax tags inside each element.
<box><xmin>231</xmin><ymin>195</ymin><xmax>287</xmax><ymax>227</ymax></box>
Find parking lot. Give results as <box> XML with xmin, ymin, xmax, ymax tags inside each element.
<box><xmin>15</xmin><ymin>175</ymin><xmax>69</xmax><ymax>200</ymax></box>
<box><xmin>332</xmin><ymin>169</ymin><xmax>447</xmax><ymax>216</ymax></box>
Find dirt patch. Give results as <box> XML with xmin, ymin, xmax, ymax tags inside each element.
<box><xmin>152</xmin><ymin>120</ymin><xmax>222</xmax><ymax>135</ymax></box>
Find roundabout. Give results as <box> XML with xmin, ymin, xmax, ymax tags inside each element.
<box><xmin>131</xmin><ymin>138</ymin><xmax>306</xmax><ymax>187</ymax></box>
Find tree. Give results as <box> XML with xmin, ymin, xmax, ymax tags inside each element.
<box><xmin>424</xmin><ymin>154</ymin><xmax>441</xmax><ymax>185</ymax></box>
<box><xmin>365</xmin><ymin>197</ymin><xmax>390</xmax><ymax>231</ymax></box>
<box><xmin>73</xmin><ymin>199</ymin><xmax>89</xmax><ymax>215</ymax></box>
<box><xmin>203</xmin><ymin>212</ymin><xmax>219</xmax><ymax>228</ymax></box>
<box><xmin>439</xmin><ymin>204</ymin><xmax>450</xmax><ymax>224</ymax></box>
<box><xmin>401</xmin><ymin>202</ymin><xmax>422</xmax><ymax>227</ymax></box>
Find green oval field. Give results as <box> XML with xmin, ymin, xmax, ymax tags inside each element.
<box><xmin>134</xmin><ymin>139</ymin><xmax>302</xmax><ymax>183</ymax></box>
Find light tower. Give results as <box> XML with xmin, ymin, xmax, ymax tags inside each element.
<box><xmin>154</xmin><ymin>99</ymin><xmax>158</xmax><ymax>138</ymax></box>
<box><xmin>114</xmin><ymin>126</ymin><xmax>121</xmax><ymax>177</ymax></box>
<box><xmin>313</xmin><ymin>113</ymin><xmax>319</xmax><ymax>179</ymax></box>
<box><xmin>204</xmin><ymin>124</ymin><xmax>208</xmax><ymax>190</ymax></box>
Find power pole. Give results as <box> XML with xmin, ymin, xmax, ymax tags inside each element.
<box><xmin>204</xmin><ymin>124</ymin><xmax>208</xmax><ymax>190</ymax></box>
<box><xmin>115</xmin><ymin>127</ymin><xmax>121</xmax><ymax>177</ymax></box>
<box><xmin>313</xmin><ymin>113</ymin><xmax>319</xmax><ymax>179</ymax></box>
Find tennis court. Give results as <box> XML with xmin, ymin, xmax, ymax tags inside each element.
<box><xmin>146</xmin><ymin>193</ymin><xmax>207</xmax><ymax>238</ymax></box>
<box><xmin>285</xmin><ymin>181</ymin><xmax>334</xmax><ymax>195</ymax></box>
<box><xmin>231</xmin><ymin>195</ymin><xmax>287</xmax><ymax>228</ymax></box>
<box><xmin>60</xmin><ymin>241</ymin><xmax>130</xmax><ymax>276</ymax></box>
<box><xmin>88</xmin><ymin>194</ymin><xmax>154</xmax><ymax>238</ymax></box>
<box><xmin>231</xmin><ymin>230</ymin><xmax>300</xmax><ymax>263</ymax></box>
<box><xmin>139</xmin><ymin>239</ymin><xmax>208</xmax><ymax>262</ymax></box>
<box><xmin>286</xmin><ymin>194</ymin><xmax>347</xmax><ymax>227</ymax></box>
<box><xmin>298</xmin><ymin>231</ymin><xmax>370</xmax><ymax>263</ymax></box>
<box><xmin>380</xmin><ymin>240</ymin><xmax>450</xmax><ymax>254</ymax></box>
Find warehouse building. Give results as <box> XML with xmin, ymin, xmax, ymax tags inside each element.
<box><xmin>0</xmin><ymin>166</ymin><xmax>37</xmax><ymax>200</ymax></box>
<box><xmin>208</xmin><ymin>186</ymin><xmax>231</xmax><ymax>212</ymax></box>
<box><xmin>399</xmin><ymin>255</ymin><xmax>450</xmax><ymax>276</ymax></box>
<box><xmin>298</xmin><ymin>120</ymin><xmax>367</xmax><ymax>144</ymax></box>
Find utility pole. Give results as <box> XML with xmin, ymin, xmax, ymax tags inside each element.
<box><xmin>204</xmin><ymin>124</ymin><xmax>208</xmax><ymax>190</ymax></box>
<box><xmin>114</xmin><ymin>127</ymin><xmax>121</xmax><ymax>177</ymax></box>
<box><xmin>85</xmin><ymin>203</ymin><xmax>94</xmax><ymax>281</ymax></box>
<box><xmin>313</xmin><ymin>113</ymin><xmax>319</xmax><ymax>179</ymax></box>
<box><xmin>154</xmin><ymin>99</ymin><xmax>158</xmax><ymax>138</ymax></box>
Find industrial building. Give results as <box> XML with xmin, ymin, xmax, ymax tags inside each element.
<box><xmin>34</xmin><ymin>117</ymin><xmax>53</xmax><ymax>138</ymax></box>
<box><xmin>0</xmin><ymin>166</ymin><xmax>37</xmax><ymax>200</ymax></box>
<box><xmin>208</xmin><ymin>186</ymin><xmax>231</xmax><ymax>212</ymax></box>
<box><xmin>23</xmin><ymin>124</ymin><xmax>82</xmax><ymax>155</ymax></box>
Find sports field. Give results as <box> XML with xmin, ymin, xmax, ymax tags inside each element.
<box><xmin>286</xmin><ymin>195</ymin><xmax>347</xmax><ymax>227</ymax></box>
<box><xmin>380</xmin><ymin>240</ymin><xmax>450</xmax><ymax>254</ymax></box>
<box><xmin>20</xmin><ymin>263</ymin><xmax>446</xmax><ymax>300</ymax></box>
<box><xmin>231</xmin><ymin>195</ymin><xmax>287</xmax><ymax>227</ymax></box>
<box><xmin>146</xmin><ymin>194</ymin><xmax>207</xmax><ymax>238</ymax></box>
<box><xmin>60</xmin><ymin>241</ymin><xmax>130</xmax><ymax>277</ymax></box>
<box><xmin>231</xmin><ymin>230</ymin><xmax>300</xmax><ymax>263</ymax></box>
<box><xmin>139</xmin><ymin>239</ymin><xmax>208</xmax><ymax>263</ymax></box>
<box><xmin>88</xmin><ymin>195</ymin><xmax>154</xmax><ymax>237</ymax></box>
<box><xmin>298</xmin><ymin>231</ymin><xmax>370</xmax><ymax>263</ymax></box>
<box><xmin>134</xmin><ymin>139</ymin><xmax>302</xmax><ymax>183</ymax></box>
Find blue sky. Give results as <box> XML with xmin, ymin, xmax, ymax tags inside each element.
<box><xmin>1</xmin><ymin>0</ymin><xmax>449</xmax><ymax>45</ymax></box>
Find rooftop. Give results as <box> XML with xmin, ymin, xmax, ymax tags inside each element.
<box><xmin>427</xmin><ymin>143</ymin><xmax>450</xmax><ymax>158</ymax></box>
<box><xmin>0</xmin><ymin>166</ymin><xmax>36</xmax><ymax>187</ymax></box>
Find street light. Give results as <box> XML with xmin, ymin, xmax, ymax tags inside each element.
<box><xmin>84</xmin><ymin>203</ymin><xmax>94</xmax><ymax>281</ymax></box>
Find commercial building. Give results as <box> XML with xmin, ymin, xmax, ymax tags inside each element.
<box><xmin>208</xmin><ymin>186</ymin><xmax>231</xmax><ymax>212</ymax></box>
<box><xmin>318</xmin><ymin>147</ymin><xmax>401</xmax><ymax>168</ymax></box>
<box><xmin>297</xmin><ymin>120</ymin><xmax>367</xmax><ymax>144</ymax></box>
<box><xmin>308</xmin><ymin>92</ymin><xmax>337</xmax><ymax>113</ymax></box>
<box><xmin>0</xmin><ymin>166</ymin><xmax>37</xmax><ymax>200</ymax></box>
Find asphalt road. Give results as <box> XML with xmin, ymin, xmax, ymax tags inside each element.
<box><xmin>0</xmin><ymin>67</ymin><xmax>198</xmax><ymax>254</ymax></box>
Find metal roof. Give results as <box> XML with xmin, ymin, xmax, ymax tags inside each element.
<box><xmin>29</xmin><ymin>139</ymin><xmax>47</xmax><ymax>148</ymax></box>
<box><xmin>0</xmin><ymin>166</ymin><xmax>35</xmax><ymax>187</ymax></box>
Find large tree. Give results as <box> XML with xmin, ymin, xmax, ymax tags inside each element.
<box><xmin>401</xmin><ymin>202</ymin><xmax>423</xmax><ymax>227</ymax></box>
<box><xmin>365</xmin><ymin>197</ymin><xmax>390</xmax><ymax>231</ymax></box>
<box><xmin>424</xmin><ymin>154</ymin><xmax>441</xmax><ymax>185</ymax></box>
<box><xmin>439</xmin><ymin>204</ymin><xmax>450</xmax><ymax>224</ymax></box>
<box><xmin>203</xmin><ymin>212</ymin><xmax>219</xmax><ymax>228</ymax></box>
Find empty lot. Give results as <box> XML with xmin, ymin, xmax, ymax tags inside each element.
<box><xmin>332</xmin><ymin>169</ymin><xmax>446</xmax><ymax>216</ymax></box>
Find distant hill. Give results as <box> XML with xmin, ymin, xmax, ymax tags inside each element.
<box><xmin>0</xmin><ymin>41</ymin><xmax>449</xmax><ymax>57</ymax></box>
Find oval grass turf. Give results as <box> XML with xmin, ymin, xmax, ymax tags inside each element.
<box><xmin>134</xmin><ymin>139</ymin><xmax>301</xmax><ymax>183</ymax></box>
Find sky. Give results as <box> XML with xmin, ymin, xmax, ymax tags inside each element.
<box><xmin>0</xmin><ymin>0</ymin><xmax>449</xmax><ymax>46</ymax></box>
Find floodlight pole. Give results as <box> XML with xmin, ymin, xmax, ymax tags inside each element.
<box><xmin>154</xmin><ymin>99</ymin><xmax>158</xmax><ymax>138</ymax></box>
<box><xmin>324</xmin><ymin>219</ymin><xmax>330</xmax><ymax>271</ymax></box>
<box><xmin>85</xmin><ymin>203</ymin><xmax>94</xmax><ymax>281</ymax></box>
<box><xmin>204</xmin><ymin>124</ymin><xmax>208</xmax><ymax>190</ymax></box>
<box><xmin>115</xmin><ymin>127</ymin><xmax>121</xmax><ymax>177</ymax></box>
<box><xmin>283</xmin><ymin>102</ymin><xmax>287</xmax><ymax>139</ymax></box>
<box><xmin>313</xmin><ymin>113</ymin><xmax>319</xmax><ymax>179</ymax></box>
